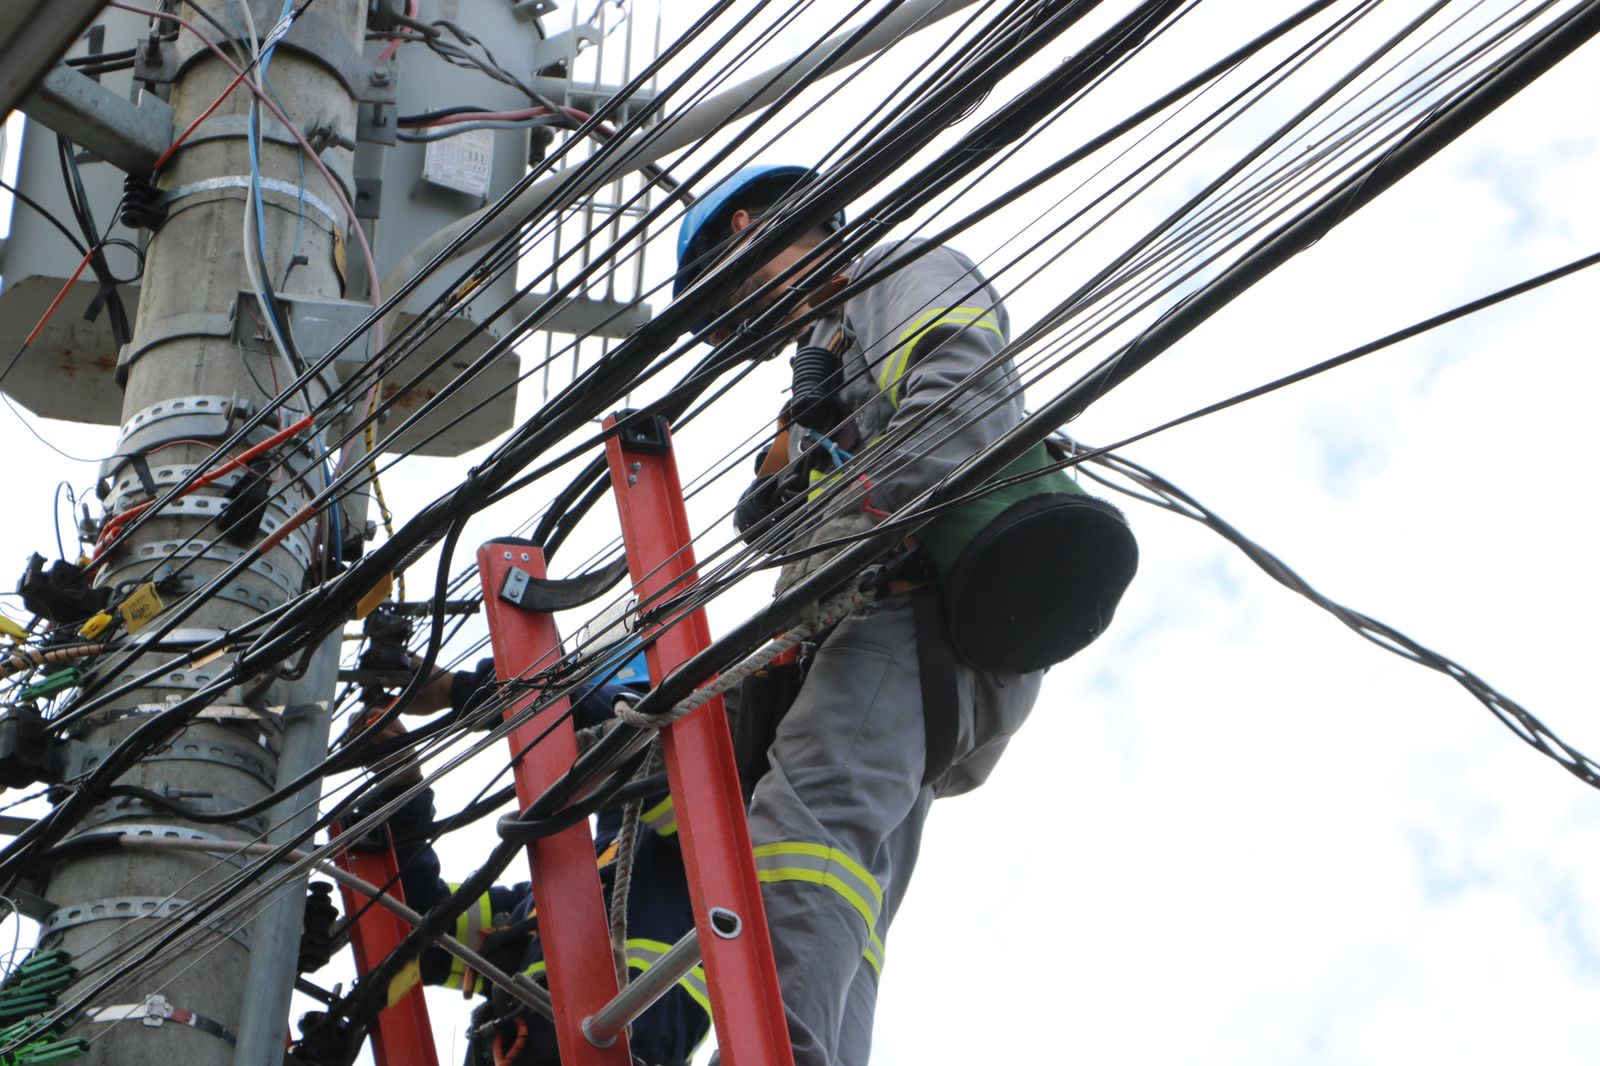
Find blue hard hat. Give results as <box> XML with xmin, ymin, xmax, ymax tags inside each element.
<box><xmin>674</xmin><ymin>164</ymin><xmax>843</xmax><ymax>299</ymax></box>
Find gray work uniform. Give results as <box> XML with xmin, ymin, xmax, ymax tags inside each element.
<box><xmin>747</xmin><ymin>239</ymin><xmax>1044</xmax><ymax>1066</ymax></box>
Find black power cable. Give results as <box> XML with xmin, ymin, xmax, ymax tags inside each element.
<box><xmin>0</xmin><ymin>178</ymin><xmax>89</xmax><ymax>256</ymax></box>
<box><xmin>15</xmin><ymin>2</ymin><xmax>1600</xmax><ymax>1037</ymax></box>
<box><xmin>56</xmin><ymin>138</ymin><xmax>132</xmax><ymax>347</ymax></box>
<box><xmin>314</xmin><ymin>0</ymin><xmax>1198</xmax><ymax>1034</ymax></box>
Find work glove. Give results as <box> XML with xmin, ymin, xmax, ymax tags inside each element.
<box><xmin>734</xmin><ymin>475</ymin><xmax>787</xmax><ymax>545</ymax></box>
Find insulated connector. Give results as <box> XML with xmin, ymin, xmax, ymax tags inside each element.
<box><xmin>17</xmin><ymin>669</ymin><xmax>80</xmax><ymax>703</ymax></box>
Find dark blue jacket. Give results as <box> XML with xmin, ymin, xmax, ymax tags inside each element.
<box><xmin>388</xmin><ymin>668</ymin><xmax>709</xmax><ymax>1066</ymax></box>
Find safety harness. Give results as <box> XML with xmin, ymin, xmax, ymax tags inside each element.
<box><xmin>764</xmin><ymin>297</ymin><xmax>1140</xmax><ymax>786</ymax></box>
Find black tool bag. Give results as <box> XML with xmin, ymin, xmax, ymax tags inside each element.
<box><xmin>730</xmin><ymin>659</ymin><xmax>806</xmax><ymax>802</ymax></box>
<box><xmin>914</xmin><ymin>443</ymin><xmax>1139</xmax><ymax>674</ymax></box>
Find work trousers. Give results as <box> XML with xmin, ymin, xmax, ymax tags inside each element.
<box><xmin>745</xmin><ymin>598</ymin><xmax>1040</xmax><ymax>1066</ymax></box>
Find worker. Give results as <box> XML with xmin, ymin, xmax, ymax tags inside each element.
<box><xmin>354</xmin><ymin>652</ymin><xmax>712</xmax><ymax>1066</ymax></box>
<box><xmin>675</xmin><ymin>164</ymin><xmax>1067</xmax><ymax>1066</ymax></box>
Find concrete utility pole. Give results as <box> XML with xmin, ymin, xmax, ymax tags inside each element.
<box><xmin>36</xmin><ymin>3</ymin><xmax>370</xmax><ymax>1064</ymax></box>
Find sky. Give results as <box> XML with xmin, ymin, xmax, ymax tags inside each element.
<box><xmin>4</xmin><ymin>2</ymin><xmax>1600</xmax><ymax>1065</ymax></box>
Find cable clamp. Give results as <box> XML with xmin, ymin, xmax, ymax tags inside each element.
<box><xmin>84</xmin><ymin>995</ymin><xmax>237</xmax><ymax>1045</ymax></box>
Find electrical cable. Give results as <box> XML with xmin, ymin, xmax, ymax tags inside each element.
<box><xmin>0</xmin><ymin>177</ymin><xmax>88</xmax><ymax>256</ymax></box>
<box><xmin>15</xmin><ymin>4</ymin><xmax>1600</xmax><ymax>1030</ymax></box>
<box><xmin>1076</xmin><ymin>443</ymin><xmax>1600</xmax><ymax>789</ymax></box>
<box><xmin>76</xmin><ymin>0</ymin><xmax>780</xmax><ymax>589</ymax></box>
<box><xmin>59</xmin><ymin>0</ymin><xmax>1497</xmax><ymax>739</ymax></box>
<box><xmin>46</xmin><ymin>0</ymin><xmax>1427</xmax><ymax>745</ymax></box>
<box><xmin>596</xmin><ymin>0</ymin><xmax>1600</xmax><ymax>754</ymax></box>
<box><xmin>63</xmin><ymin>47</ymin><xmax>137</xmax><ymax>69</ymax></box>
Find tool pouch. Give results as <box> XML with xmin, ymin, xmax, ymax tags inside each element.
<box><xmin>730</xmin><ymin>659</ymin><xmax>805</xmax><ymax>802</ymax></box>
<box><xmin>915</xmin><ymin>443</ymin><xmax>1139</xmax><ymax>674</ymax></box>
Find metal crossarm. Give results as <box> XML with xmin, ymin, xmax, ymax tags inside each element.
<box><xmin>330</xmin><ymin>826</ymin><xmax>442</xmax><ymax>1066</ymax></box>
<box><xmin>477</xmin><ymin>543</ymin><xmax>634</xmax><ymax>1066</ymax></box>
<box><xmin>603</xmin><ymin>413</ymin><xmax>795</xmax><ymax>1066</ymax></box>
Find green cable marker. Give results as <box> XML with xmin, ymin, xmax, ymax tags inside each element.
<box><xmin>16</xmin><ymin>670</ymin><xmax>80</xmax><ymax>703</ymax></box>
<box><xmin>14</xmin><ymin>1038</ymin><xmax>89</xmax><ymax>1065</ymax></box>
<box><xmin>12</xmin><ymin>953</ymin><xmax>69</xmax><ymax>979</ymax></box>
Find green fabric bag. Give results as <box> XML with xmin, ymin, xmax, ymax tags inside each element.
<box><xmin>913</xmin><ymin>443</ymin><xmax>1138</xmax><ymax>673</ymax></box>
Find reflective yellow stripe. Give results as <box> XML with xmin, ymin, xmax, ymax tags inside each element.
<box><xmin>752</xmin><ymin>845</ymin><xmax>883</xmax><ymax>928</ymax></box>
<box><xmin>449</xmin><ymin>884</ymin><xmax>492</xmax><ymax>948</ymax></box>
<box><xmin>754</xmin><ymin>842</ymin><xmax>888</xmax><ymax>972</ymax></box>
<box><xmin>640</xmin><ymin>796</ymin><xmax>677</xmax><ymax>837</ymax></box>
<box><xmin>806</xmin><ymin>467</ymin><xmax>834</xmax><ymax>503</ymax></box>
<box><xmin>878</xmin><ymin>306</ymin><xmax>1003</xmax><ymax>408</ymax></box>
<box><xmin>443</xmin><ymin>881</ymin><xmax>492</xmax><ymax>991</ymax></box>
<box><xmin>752</xmin><ymin>842</ymin><xmax>884</xmax><ymax>911</ymax></box>
<box><xmin>757</xmin><ymin>866</ymin><xmax>878</xmax><ymax>933</ymax></box>
<box><xmin>625</xmin><ymin>937</ymin><xmax>712</xmax><ymax>1017</ymax></box>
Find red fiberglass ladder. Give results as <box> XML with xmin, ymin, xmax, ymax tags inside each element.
<box><xmin>338</xmin><ymin>414</ymin><xmax>793</xmax><ymax>1066</ymax></box>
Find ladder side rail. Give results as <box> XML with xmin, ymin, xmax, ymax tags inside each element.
<box><xmin>330</xmin><ymin>827</ymin><xmax>443</xmax><ymax>1066</ymax></box>
<box><xmin>477</xmin><ymin>543</ymin><xmax>633</xmax><ymax>1066</ymax></box>
<box><xmin>603</xmin><ymin>415</ymin><xmax>795</xmax><ymax>1066</ymax></box>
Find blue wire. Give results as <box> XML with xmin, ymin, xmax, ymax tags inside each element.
<box><xmin>248</xmin><ymin>1</ymin><xmax>299</xmax><ymax>305</ymax></box>
<box><xmin>250</xmin><ymin>2</ymin><xmax>336</xmax><ymax>567</ymax></box>
<box><xmin>324</xmin><ymin>459</ymin><xmax>341</xmax><ymax>564</ymax></box>
<box><xmin>816</xmin><ymin>435</ymin><xmax>854</xmax><ymax>466</ymax></box>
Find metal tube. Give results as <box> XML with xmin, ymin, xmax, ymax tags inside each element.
<box><xmin>0</xmin><ymin>0</ymin><xmax>107</xmax><ymax>118</ymax></box>
<box><xmin>113</xmin><ymin>834</ymin><xmax>554</xmax><ymax>1020</ymax></box>
<box><xmin>581</xmin><ymin>930</ymin><xmax>702</xmax><ymax>1048</ymax></box>
<box><xmin>230</xmin><ymin>688</ymin><xmax>335</xmax><ymax>1066</ymax></box>
<box><xmin>383</xmin><ymin>0</ymin><xmax>985</xmax><ymax>295</ymax></box>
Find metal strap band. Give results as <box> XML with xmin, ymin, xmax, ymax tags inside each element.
<box><xmin>162</xmin><ymin>175</ymin><xmax>342</xmax><ymax>233</ymax></box>
<box><xmin>84</xmin><ymin>995</ymin><xmax>237</xmax><ymax>1046</ymax></box>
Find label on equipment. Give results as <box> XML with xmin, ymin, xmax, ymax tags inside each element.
<box><xmin>119</xmin><ymin>583</ymin><xmax>165</xmax><ymax>634</ymax></box>
<box><xmin>422</xmin><ymin>129</ymin><xmax>494</xmax><ymax>199</ymax></box>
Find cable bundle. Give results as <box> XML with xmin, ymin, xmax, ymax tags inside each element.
<box><xmin>3</xmin><ymin>2</ymin><xmax>1599</xmax><ymax>1060</ymax></box>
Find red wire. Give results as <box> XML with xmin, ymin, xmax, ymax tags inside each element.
<box><xmin>152</xmin><ymin>64</ymin><xmax>251</xmax><ymax>172</ymax></box>
<box><xmin>89</xmin><ymin>413</ymin><xmax>316</xmax><ymax>570</ymax></box>
<box><xmin>20</xmin><ymin>250</ymin><xmax>94</xmax><ymax>349</ymax></box>
<box><xmin>376</xmin><ymin>0</ymin><xmax>420</xmax><ymax>63</ymax></box>
<box><xmin>17</xmin><ymin>23</ymin><xmax>252</xmax><ymax>366</ymax></box>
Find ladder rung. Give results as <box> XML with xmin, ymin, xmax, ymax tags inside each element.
<box><xmin>582</xmin><ymin>930</ymin><xmax>702</xmax><ymax>1049</ymax></box>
